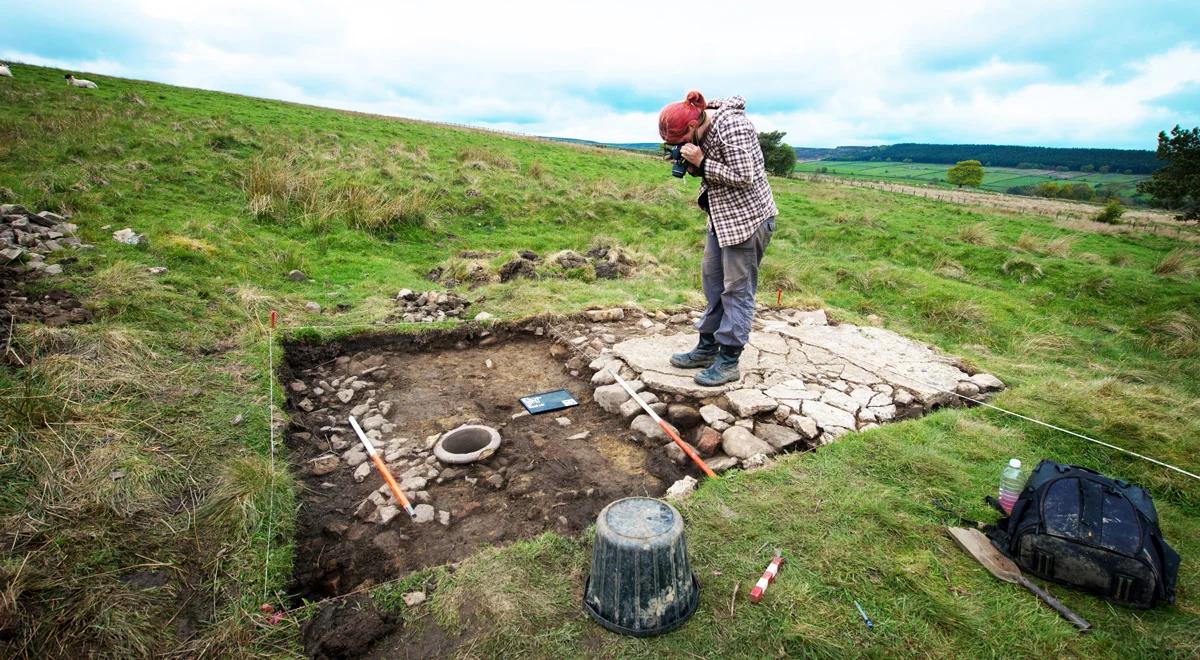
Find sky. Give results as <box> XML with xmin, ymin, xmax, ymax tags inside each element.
<box><xmin>2</xmin><ymin>0</ymin><xmax>1198</xmax><ymax>149</ymax></box>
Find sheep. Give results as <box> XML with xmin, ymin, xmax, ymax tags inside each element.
<box><xmin>0</xmin><ymin>63</ymin><xmax>12</xmax><ymax>78</ymax></box>
<box><xmin>65</xmin><ymin>74</ymin><xmax>98</xmax><ymax>89</ymax></box>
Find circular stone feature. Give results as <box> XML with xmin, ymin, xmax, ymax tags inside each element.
<box><xmin>434</xmin><ymin>425</ymin><xmax>502</xmax><ymax>464</ymax></box>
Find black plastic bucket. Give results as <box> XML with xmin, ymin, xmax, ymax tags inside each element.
<box><xmin>583</xmin><ymin>497</ymin><xmax>699</xmax><ymax>636</ymax></box>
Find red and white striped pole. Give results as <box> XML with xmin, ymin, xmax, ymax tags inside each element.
<box><xmin>749</xmin><ymin>550</ymin><xmax>785</xmax><ymax>603</ymax></box>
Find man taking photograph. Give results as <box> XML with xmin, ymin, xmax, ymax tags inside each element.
<box><xmin>658</xmin><ymin>90</ymin><xmax>778</xmax><ymax>386</ymax></box>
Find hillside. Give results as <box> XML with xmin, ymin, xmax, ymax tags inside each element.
<box><xmin>1</xmin><ymin>64</ymin><xmax>1199</xmax><ymax>658</ymax></box>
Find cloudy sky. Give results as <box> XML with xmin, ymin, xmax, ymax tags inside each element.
<box><xmin>3</xmin><ymin>1</ymin><xmax>1198</xmax><ymax>148</ymax></box>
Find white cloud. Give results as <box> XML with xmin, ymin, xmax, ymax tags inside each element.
<box><xmin>4</xmin><ymin>0</ymin><xmax>1198</xmax><ymax>146</ymax></box>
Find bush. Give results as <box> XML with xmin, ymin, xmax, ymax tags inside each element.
<box><xmin>1094</xmin><ymin>199</ymin><xmax>1126</xmax><ymax>224</ymax></box>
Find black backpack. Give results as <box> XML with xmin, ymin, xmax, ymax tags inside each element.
<box><xmin>987</xmin><ymin>460</ymin><xmax>1180</xmax><ymax>609</ymax></box>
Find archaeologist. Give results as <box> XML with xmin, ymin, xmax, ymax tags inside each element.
<box><xmin>658</xmin><ymin>91</ymin><xmax>778</xmax><ymax>386</ymax></box>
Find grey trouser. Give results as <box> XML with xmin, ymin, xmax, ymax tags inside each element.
<box><xmin>695</xmin><ymin>217</ymin><xmax>775</xmax><ymax>346</ymax></box>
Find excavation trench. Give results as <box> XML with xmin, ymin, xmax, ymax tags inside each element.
<box><xmin>281</xmin><ymin>324</ymin><xmax>684</xmax><ymax>604</ymax></box>
<box><xmin>279</xmin><ymin>307</ymin><xmax>1003</xmax><ymax>656</ymax></box>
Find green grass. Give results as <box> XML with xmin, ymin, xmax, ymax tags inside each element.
<box><xmin>1</xmin><ymin>63</ymin><xmax>1199</xmax><ymax>657</ymax></box>
<box><xmin>795</xmin><ymin>160</ymin><xmax>1151</xmax><ymax>201</ymax></box>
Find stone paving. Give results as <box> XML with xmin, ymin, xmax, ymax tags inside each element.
<box><xmin>588</xmin><ymin>309</ymin><xmax>1004</xmax><ymax>472</ymax></box>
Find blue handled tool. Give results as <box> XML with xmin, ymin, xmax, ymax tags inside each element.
<box><xmin>854</xmin><ymin>601</ymin><xmax>874</xmax><ymax>630</ymax></box>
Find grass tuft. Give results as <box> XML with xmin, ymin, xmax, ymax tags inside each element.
<box><xmin>1000</xmin><ymin>258</ymin><xmax>1044</xmax><ymax>283</ymax></box>
<box><xmin>1014</xmin><ymin>231</ymin><xmax>1042</xmax><ymax>252</ymax></box>
<box><xmin>456</xmin><ymin>147</ymin><xmax>516</xmax><ymax>170</ymax></box>
<box><xmin>1153</xmin><ymin>248</ymin><xmax>1198</xmax><ymax>278</ymax></box>
<box><xmin>1143</xmin><ymin>311</ymin><xmax>1199</xmax><ymax>357</ymax></box>
<box><xmin>957</xmin><ymin>222</ymin><xmax>993</xmax><ymax>245</ymax></box>
<box><xmin>1042</xmin><ymin>235</ymin><xmax>1075</xmax><ymax>257</ymax></box>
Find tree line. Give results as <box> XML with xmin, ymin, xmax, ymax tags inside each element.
<box><xmin>824</xmin><ymin>143</ymin><xmax>1161</xmax><ymax>174</ymax></box>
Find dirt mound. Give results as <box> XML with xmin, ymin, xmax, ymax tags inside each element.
<box><xmin>302</xmin><ymin>594</ymin><xmax>399</xmax><ymax>659</ymax></box>
<box><xmin>498</xmin><ymin>256</ymin><xmax>537</xmax><ymax>282</ymax></box>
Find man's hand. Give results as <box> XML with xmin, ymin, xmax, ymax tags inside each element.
<box><xmin>681</xmin><ymin>144</ymin><xmax>705</xmax><ymax>166</ymax></box>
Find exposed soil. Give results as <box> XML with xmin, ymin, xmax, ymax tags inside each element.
<box><xmin>1</xmin><ymin>266</ymin><xmax>91</xmax><ymax>363</ymax></box>
<box><xmin>0</xmin><ymin>265</ymin><xmax>91</xmax><ymax>331</ymax></box>
<box><xmin>282</xmin><ymin>330</ymin><xmax>684</xmax><ymax>604</ymax></box>
<box><xmin>302</xmin><ymin>594</ymin><xmax>400</xmax><ymax>659</ymax></box>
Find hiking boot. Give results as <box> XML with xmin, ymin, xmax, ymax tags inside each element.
<box><xmin>669</xmin><ymin>332</ymin><xmax>719</xmax><ymax>369</ymax></box>
<box><xmin>694</xmin><ymin>344</ymin><xmax>743</xmax><ymax>387</ymax></box>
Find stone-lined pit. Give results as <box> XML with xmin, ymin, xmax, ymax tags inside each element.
<box><xmin>435</xmin><ymin>425</ymin><xmax>501</xmax><ymax>464</ymax></box>
<box><xmin>281</xmin><ymin>325</ymin><xmax>684</xmax><ymax>604</ymax></box>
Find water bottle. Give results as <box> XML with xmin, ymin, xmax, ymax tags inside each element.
<box><xmin>998</xmin><ymin>458</ymin><xmax>1026</xmax><ymax>515</ymax></box>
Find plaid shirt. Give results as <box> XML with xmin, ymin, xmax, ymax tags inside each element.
<box><xmin>698</xmin><ymin>96</ymin><xmax>779</xmax><ymax>247</ymax></box>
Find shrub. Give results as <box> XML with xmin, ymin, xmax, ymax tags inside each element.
<box><xmin>1094</xmin><ymin>199</ymin><xmax>1126</xmax><ymax>224</ymax></box>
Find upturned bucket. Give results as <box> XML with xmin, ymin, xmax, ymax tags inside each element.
<box><xmin>583</xmin><ymin>497</ymin><xmax>699</xmax><ymax>636</ymax></box>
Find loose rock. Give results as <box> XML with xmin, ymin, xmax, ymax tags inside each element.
<box><xmin>309</xmin><ymin>454</ymin><xmax>340</xmax><ymax>476</ymax></box>
<box><xmin>721</xmin><ymin>427</ymin><xmax>774</xmax><ymax>459</ymax></box>
<box><xmin>755</xmin><ymin>422</ymin><xmax>803</xmax><ymax>450</ymax></box>
<box><xmin>664</xmin><ymin>476</ymin><xmax>698</xmax><ymax>501</ymax></box>
<box><xmin>586</xmin><ymin>308</ymin><xmax>624</xmax><ymax>322</ymax></box>
<box><xmin>413</xmin><ymin>504</ymin><xmax>436</xmax><ymax>524</ymax></box>
<box><xmin>699</xmin><ymin>404</ymin><xmax>735</xmax><ymax>425</ymax></box>
<box><xmin>666</xmin><ymin>404</ymin><xmax>702</xmax><ymax>429</ymax></box>
<box><xmin>631</xmin><ymin>414</ymin><xmax>676</xmax><ymax>443</ymax></box>
<box><xmin>726</xmin><ymin>389</ymin><xmax>778</xmax><ymax>417</ymax></box>
<box><xmin>694</xmin><ymin>426</ymin><xmax>722</xmax><ymax>457</ymax></box>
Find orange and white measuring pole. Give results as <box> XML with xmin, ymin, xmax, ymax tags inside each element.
<box><xmin>348</xmin><ymin>415</ymin><xmax>416</xmax><ymax>519</ymax></box>
<box><xmin>749</xmin><ymin>550</ymin><xmax>785</xmax><ymax>603</ymax></box>
<box><xmin>609</xmin><ymin>367</ymin><xmax>716</xmax><ymax>478</ymax></box>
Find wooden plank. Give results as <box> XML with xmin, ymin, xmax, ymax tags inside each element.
<box><xmin>947</xmin><ymin>526</ymin><xmax>1019</xmax><ymax>584</ymax></box>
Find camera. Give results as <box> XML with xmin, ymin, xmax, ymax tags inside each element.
<box><xmin>668</xmin><ymin>144</ymin><xmax>687</xmax><ymax>178</ymax></box>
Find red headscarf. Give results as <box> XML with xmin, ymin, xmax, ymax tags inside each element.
<box><xmin>658</xmin><ymin>90</ymin><xmax>706</xmax><ymax>144</ymax></box>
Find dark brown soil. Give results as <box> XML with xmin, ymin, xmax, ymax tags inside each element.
<box><xmin>0</xmin><ymin>265</ymin><xmax>91</xmax><ymax>333</ymax></box>
<box><xmin>283</xmin><ymin>331</ymin><xmax>684</xmax><ymax>605</ymax></box>
<box><xmin>302</xmin><ymin>594</ymin><xmax>399</xmax><ymax>659</ymax></box>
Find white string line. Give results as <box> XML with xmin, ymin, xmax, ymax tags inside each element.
<box><xmin>815</xmin><ymin>344</ymin><xmax>1200</xmax><ymax>483</ymax></box>
<box><xmin>942</xmin><ymin>387</ymin><xmax>1200</xmax><ymax>482</ymax></box>
<box><xmin>262</xmin><ymin>322</ymin><xmax>276</xmax><ymax>602</ymax></box>
<box><xmin>272</xmin><ymin>322</ymin><xmax>461</xmax><ymax>330</ymax></box>
<box><xmin>268</xmin><ymin>317</ymin><xmax>1200</xmax><ymax>481</ymax></box>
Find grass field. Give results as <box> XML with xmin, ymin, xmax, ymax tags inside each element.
<box><xmin>2</xmin><ymin>63</ymin><xmax>1199</xmax><ymax>657</ymax></box>
<box><xmin>794</xmin><ymin>160</ymin><xmax>1152</xmax><ymax>202</ymax></box>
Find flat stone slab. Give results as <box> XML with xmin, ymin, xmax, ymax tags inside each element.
<box><xmin>613</xmin><ymin>333</ymin><xmax>762</xmax><ymax>396</ymax></box>
<box><xmin>613</xmin><ymin>316</ymin><xmax>1000</xmax><ymax>410</ymax></box>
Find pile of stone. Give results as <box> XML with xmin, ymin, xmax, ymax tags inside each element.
<box><xmin>388</xmin><ymin>289</ymin><xmax>470</xmax><ymax>323</ymax></box>
<box><xmin>294</xmin><ymin>354</ymin><xmax>454</xmax><ymax>527</ymax></box>
<box><xmin>0</xmin><ymin>204</ymin><xmax>90</xmax><ymax>275</ymax></box>
<box><xmin>584</xmin><ymin>309</ymin><xmax>1006</xmax><ymax>473</ymax></box>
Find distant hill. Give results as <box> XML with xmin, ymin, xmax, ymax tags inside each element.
<box><xmin>824</xmin><ymin>143</ymin><xmax>1160</xmax><ymax>174</ymax></box>
<box><xmin>546</xmin><ymin>137</ymin><xmax>660</xmax><ymax>153</ymax></box>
